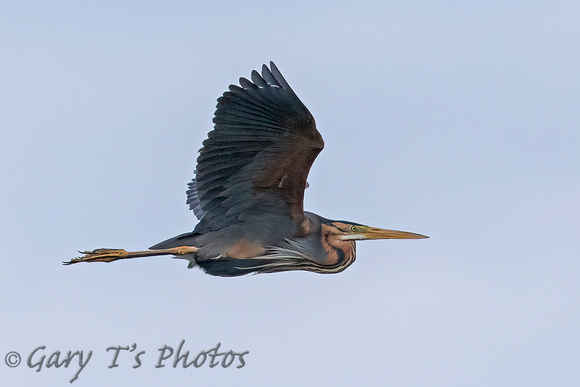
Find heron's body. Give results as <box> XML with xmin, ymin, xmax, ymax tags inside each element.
<box><xmin>151</xmin><ymin>212</ymin><xmax>357</xmax><ymax>276</ymax></box>
<box><xmin>66</xmin><ymin>62</ymin><xmax>427</xmax><ymax>276</ymax></box>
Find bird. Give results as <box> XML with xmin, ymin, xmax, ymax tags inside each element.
<box><xmin>64</xmin><ymin>62</ymin><xmax>427</xmax><ymax>276</ymax></box>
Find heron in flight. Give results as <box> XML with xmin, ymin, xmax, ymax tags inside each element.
<box><xmin>65</xmin><ymin>62</ymin><xmax>427</xmax><ymax>276</ymax></box>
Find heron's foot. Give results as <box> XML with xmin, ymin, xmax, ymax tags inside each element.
<box><xmin>63</xmin><ymin>246</ymin><xmax>199</xmax><ymax>265</ymax></box>
<box><xmin>64</xmin><ymin>249</ymin><xmax>129</xmax><ymax>265</ymax></box>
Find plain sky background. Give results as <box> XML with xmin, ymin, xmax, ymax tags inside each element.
<box><xmin>1</xmin><ymin>1</ymin><xmax>579</xmax><ymax>386</ymax></box>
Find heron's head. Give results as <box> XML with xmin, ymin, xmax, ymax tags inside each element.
<box><xmin>330</xmin><ymin>222</ymin><xmax>428</xmax><ymax>241</ymax></box>
<box><xmin>300</xmin><ymin>215</ymin><xmax>428</xmax><ymax>273</ymax></box>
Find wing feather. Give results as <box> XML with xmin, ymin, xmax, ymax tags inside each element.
<box><xmin>188</xmin><ymin>62</ymin><xmax>324</xmax><ymax>231</ymax></box>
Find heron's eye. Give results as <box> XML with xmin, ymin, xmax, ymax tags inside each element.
<box><xmin>350</xmin><ymin>225</ymin><xmax>358</xmax><ymax>232</ymax></box>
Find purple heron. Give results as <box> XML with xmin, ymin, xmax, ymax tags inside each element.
<box><xmin>65</xmin><ymin>62</ymin><xmax>427</xmax><ymax>276</ymax></box>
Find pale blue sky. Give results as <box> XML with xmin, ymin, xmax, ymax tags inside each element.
<box><xmin>1</xmin><ymin>1</ymin><xmax>579</xmax><ymax>386</ymax></box>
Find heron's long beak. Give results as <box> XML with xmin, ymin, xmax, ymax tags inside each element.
<box><xmin>341</xmin><ymin>227</ymin><xmax>428</xmax><ymax>241</ymax></box>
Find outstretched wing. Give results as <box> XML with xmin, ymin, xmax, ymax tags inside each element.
<box><xmin>191</xmin><ymin>62</ymin><xmax>324</xmax><ymax>230</ymax></box>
